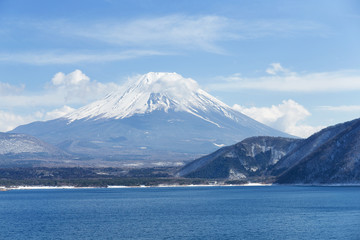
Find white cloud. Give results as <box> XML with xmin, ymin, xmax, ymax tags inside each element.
<box><xmin>0</xmin><ymin>93</ymin><xmax>69</xmax><ymax>108</ymax></box>
<box><xmin>0</xmin><ymin>105</ymin><xmax>76</xmax><ymax>132</ymax></box>
<box><xmin>0</xmin><ymin>70</ymin><xmax>119</xmax><ymax>108</ymax></box>
<box><xmin>210</xmin><ymin>63</ymin><xmax>360</xmax><ymax>92</ymax></box>
<box><xmin>0</xmin><ymin>110</ymin><xmax>37</xmax><ymax>132</ymax></box>
<box><xmin>0</xmin><ymin>70</ymin><xmax>120</xmax><ymax>108</ymax></box>
<box><xmin>51</xmin><ymin>69</ymin><xmax>90</xmax><ymax>86</ymax></box>
<box><xmin>266</xmin><ymin>63</ymin><xmax>289</xmax><ymax>75</ymax></box>
<box><xmin>125</xmin><ymin>72</ymin><xmax>200</xmax><ymax>101</ymax></box>
<box><xmin>233</xmin><ymin>99</ymin><xmax>324</xmax><ymax>138</ymax></box>
<box><xmin>44</xmin><ymin>105</ymin><xmax>75</xmax><ymax>120</ymax></box>
<box><xmin>48</xmin><ymin>69</ymin><xmax>120</xmax><ymax>104</ymax></box>
<box><xmin>0</xmin><ymin>69</ymin><xmax>122</xmax><ymax>131</ymax></box>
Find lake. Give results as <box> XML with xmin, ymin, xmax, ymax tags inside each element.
<box><xmin>1</xmin><ymin>186</ymin><xmax>359</xmax><ymax>239</ymax></box>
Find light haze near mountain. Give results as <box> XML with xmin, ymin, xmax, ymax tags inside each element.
<box><xmin>12</xmin><ymin>72</ymin><xmax>289</xmax><ymax>165</ymax></box>
<box><xmin>0</xmin><ymin>0</ymin><xmax>359</xmax><ymax>137</ymax></box>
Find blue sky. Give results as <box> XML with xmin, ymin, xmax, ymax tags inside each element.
<box><xmin>0</xmin><ymin>0</ymin><xmax>359</xmax><ymax>137</ymax></box>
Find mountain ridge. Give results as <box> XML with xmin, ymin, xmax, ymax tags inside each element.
<box><xmin>178</xmin><ymin>136</ymin><xmax>301</xmax><ymax>179</ymax></box>
<box><xmin>275</xmin><ymin>118</ymin><xmax>360</xmax><ymax>184</ymax></box>
<box><xmin>11</xmin><ymin>72</ymin><xmax>290</xmax><ymax>166</ymax></box>
<box><xmin>179</xmin><ymin>117</ymin><xmax>360</xmax><ymax>184</ymax></box>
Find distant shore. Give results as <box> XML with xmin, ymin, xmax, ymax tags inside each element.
<box><xmin>3</xmin><ymin>183</ymin><xmax>360</xmax><ymax>191</ymax></box>
<box><xmin>1</xmin><ymin>183</ymin><xmax>273</xmax><ymax>191</ymax></box>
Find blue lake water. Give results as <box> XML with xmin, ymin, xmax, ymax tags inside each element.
<box><xmin>1</xmin><ymin>186</ymin><xmax>360</xmax><ymax>240</ymax></box>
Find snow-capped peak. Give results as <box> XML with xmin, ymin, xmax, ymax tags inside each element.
<box><xmin>124</xmin><ymin>72</ymin><xmax>200</xmax><ymax>103</ymax></box>
<box><xmin>65</xmin><ymin>72</ymin><xmax>240</xmax><ymax>124</ymax></box>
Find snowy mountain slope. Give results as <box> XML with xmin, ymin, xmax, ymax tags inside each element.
<box><xmin>275</xmin><ymin>118</ymin><xmax>360</xmax><ymax>184</ymax></box>
<box><xmin>12</xmin><ymin>72</ymin><xmax>290</xmax><ymax>165</ymax></box>
<box><xmin>0</xmin><ymin>132</ymin><xmax>70</xmax><ymax>166</ymax></box>
<box><xmin>0</xmin><ymin>133</ymin><xmax>48</xmax><ymax>154</ymax></box>
<box><xmin>178</xmin><ymin>136</ymin><xmax>301</xmax><ymax>179</ymax></box>
<box><xmin>66</xmin><ymin>72</ymin><xmax>245</xmax><ymax>125</ymax></box>
<box><xmin>178</xmin><ymin>117</ymin><xmax>360</xmax><ymax>184</ymax></box>
<box><xmin>0</xmin><ymin>132</ymin><xmax>65</xmax><ymax>155</ymax></box>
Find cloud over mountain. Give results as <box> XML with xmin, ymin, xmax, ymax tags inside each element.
<box><xmin>233</xmin><ymin>99</ymin><xmax>324</xmax><ymax>138</ymax></box>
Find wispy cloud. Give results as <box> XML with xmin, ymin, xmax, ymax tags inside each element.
<box><xmin>0</xmin><ymin>82</ymin><xmax>25</xmax><ymax>95</ymax></box>
<box><xmin>54</xmin><ymin>16</ymin><xmax>323</xmax><ymax>53</ymax></box>
<box><xmin>210</xmin><ymin>63</ymin><xmax>360</xmax><ymax>92</ymax></box>
<box><xmin>230</xmin><ymin>19</ymin><xmax>325</xmax><ymax>39</ymax></box>
<box><xmin>233</xmin><ymin>99</ymin><xmax>324</xmax><ymax>138</ymax></box>
<box><xmin>0</xmin><ymin>15</ymin><xmax>325</xmax><ymax>65</ymax></box>
<box><xmin>70</xmin><ymin>15</ymin><xmax>232</xmax><ymax>53</ymax></box>
<box><xmin>0</xmin><ymin>50</ymin><xmax>165</xmax><ymax>65</ymax></box>
<box><xmin>266</xmin><ymin>63</ymin><xmax>289</xmax><ymax>75</ymax></box>
<box><xmin>318</xmin><ymin>105</ymin><xmax>360</xmax><ymax>112</ymax></box>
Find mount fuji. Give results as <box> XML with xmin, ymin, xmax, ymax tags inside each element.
<box><xmin>12</xmin><ymin>72</ymin><xmax>290</xmax><ymax>166</ymax></box>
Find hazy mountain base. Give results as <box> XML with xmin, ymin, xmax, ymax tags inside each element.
<box><xmin>0</xmin><ymin>130</ymin><xmax>194</xmax><ymax>168</ymax></box>
<box><xmin>0</xmin><ymin>167</ymin><xmax>261</xmax><ymax>188</ymax></box>
<box><xmin>12</xmin><ymin>111</ymin><xmax>287</xmax><ymax>162</ymax></box>
<box><xmin>4</xmin><ymin>118</ymin><xmax>360</xmax><ymax>186</ymax></box>
<box><xmin>0</xmin><ymin>154</ymin><xmax>191</xmax><ymax>169</ymax></box>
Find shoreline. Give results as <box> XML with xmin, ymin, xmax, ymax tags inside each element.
<box><xmin>2</xmin><ymin>182</ymin><xmax>360</xmax><ymax>191</ymax></box>
<box><xmin>1</xmin><ymin>183</ymin><xmax>272</xmax><ymax>190</ymax></box>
